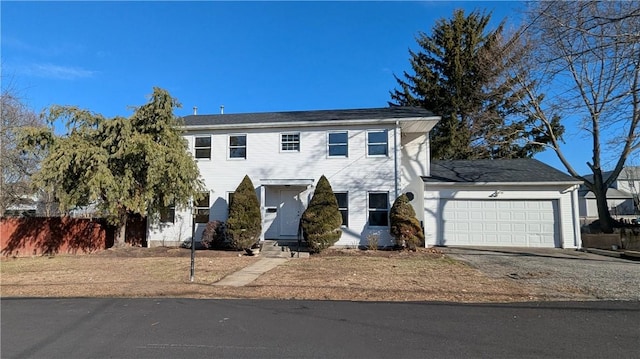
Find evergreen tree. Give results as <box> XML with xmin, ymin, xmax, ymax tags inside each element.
<box><xmin>19</xmin><ymin>88</ymin><xmax>204</xmax><ymax>246</ymax></box>
<box><xmin>226</xmin><ymin>175</ymin><xmax>262</xmax><ymax>250</ymax></box>
<box><xmin>301</xmin><ymin>175</ymin><xmax>342</xmax><ymax>253</ymax></box>
<box><xmin>390</xmin><ymin>9</ymin><xmax>559</xmax><ymax>160</ymax></box>
<box><xmin>389</xmin><ymin>194</ymin><xmax>424</xmax><ymax>250</ymax></box>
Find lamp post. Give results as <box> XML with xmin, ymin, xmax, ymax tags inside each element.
<box><xmin>190</xmin><ymin>199</ymin><xmax>196</xmax><ymax>282</ymax></box>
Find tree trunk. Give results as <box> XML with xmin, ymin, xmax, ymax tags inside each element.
<box><xmin>113</xmin><ymin>211</ymin><xmax>128</xmax><ymax>247</ymax></box>
<box><xmin>593</xmin><ymin>184</ymin><xmax>614</xmax><ymax>234</ymax></box>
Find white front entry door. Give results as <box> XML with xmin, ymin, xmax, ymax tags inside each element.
<box><xmin>279</xmin><ymin>190</ymin><xmax>302</xmax><ymax>236</ymax></box>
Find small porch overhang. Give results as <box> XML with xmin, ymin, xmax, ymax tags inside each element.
<box><xmin>260</xmin><ymin>178</ymin><xmax>315</xmax><ymax>187</ymax></box>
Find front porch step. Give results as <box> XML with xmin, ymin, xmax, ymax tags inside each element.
<box><xmin>261</xmin><ymin>240</ymin><xmax>309</xmax><ymax>258</ymax></box>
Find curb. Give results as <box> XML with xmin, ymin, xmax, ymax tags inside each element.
<box><xmin>584</xmin><ymin>247</ymin><xmax>640</xmax><ymax>261</ymax></box>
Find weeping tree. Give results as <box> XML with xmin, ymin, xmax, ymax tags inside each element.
<box><xmin>300</xmin><ymin>175</ymin><xmax>342</xmax><ymax>253</ymax></box>
<box><xmin>19</xmin><ymin>87</ymin><xmax>204</xmax><ymax>246</ymax></box>
<box><xmin>226</xmin><ymin>175</ymin><xmax>262</xmax><ymax>251</ymax></box>
<box><xmin>391</xmin><ymin>9</ymin><xmax>559</xmax><ymax>160</ymax></box>
<box><xmin>389</xmin><ymin>193</ymin><xmax>424</xmax><ymax>250</ymax></box>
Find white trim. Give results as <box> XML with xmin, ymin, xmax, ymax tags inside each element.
<box><xmin>424</xmin><ymin>181</ymin><xmax>582</xmax><ymax>187</ymax></box>
<box><xmin>194</xmin><ymin>135</ymin><xmax>212</xmax><ymax>160</ymax></box>
<box><xmin>366</xmin><ymin>129</ymin><xmax>389</xmax><ymax>157</ymax></box>
<box><xmin>181</xmin><ymin>116</ymin><xmax>441</xmax><ymax>131</ymax></box>
<box><xmin>334</xmin><ymin>191</ymin><xmax>349</xmax><ymax>227</ymax></box>
<box><xmin>368</xmin><ymin>191</ymin><xmax>390</xmax><ymax>227</ymax></box>
<box><xmin>280</xmin><ymin>132</ymin><xmax>301</xmax><ymax>152</ymax></box>
<box><xmin>327</xmin><ymin>130</ymin><xmax>349</xmax><ymax>158</ymax></box>
<box><xmin>260</xmin><ymin>179</ymin><xmax>314</xmax><ymax>186</ymax></box>
<box><xmin>227</xmin><ymin>133</ymin><xmax>247</xmax><ymax>160</ymax></box>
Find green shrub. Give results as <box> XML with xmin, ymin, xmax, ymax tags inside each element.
<box><xmin>226</xmin><ymin>175</ymin><xmax>262</xmax><ymax>250</ymax></box>
<box><xmin>301</xmin><ymin>175</ymin><xmax>343</xmax><ymax>253</ymax></box>
<box><xmin>389</xmin><ymin>193</ymin><xmax>424</xmax><ymax>250</ymax></box>
<box><xmin>200</xmin><ymin>220</ymin><xmax>227</xmax><ymax>249</ymax></box>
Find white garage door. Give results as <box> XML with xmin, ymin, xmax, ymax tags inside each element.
<box><xmin>440</xmin><ymin>199</ymin><xmax>559</xmax><ymax>247</ymax></box>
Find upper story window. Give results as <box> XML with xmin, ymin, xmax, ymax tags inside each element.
<box><xmin>368</xmin><ymin>192</ymin><xmax>389</xmax><ymax>227</ymax></box>
<box><xmin>328</xmin><ymin>131</ymin><xmax>348</xmax><ymax>157</ymax></box>
<box><xmin>334</xmin><ymin>192</ymin><xmax>349</xmax><ymax>227</ymax></box>
<box><xmin>367</xmin><ymin>130</ymin><xmax>388</xmax><ymax>156</ymax></box>
<box><xmin>229</xmin><ymin>135</ymin><xmax>246</xmax><ymax>159</ymax></box>
<box><xmin>281</xmin><ymin>133</ymin><xmax>300</xmax><ymax>152</ymax></box>
<box><xmin>194</xmin><ymin>136</ymin><xmax>211</xmax><ymax>159</ymax></box>
<box><xmin>194</xmin><ymin>192</ymin><xmax>210</xmax><ymax>223</ymax></box>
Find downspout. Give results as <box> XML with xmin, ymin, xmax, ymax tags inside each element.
<box><xmin>394</xmin><ymin>121</ymin><xmax>400</xmax><ymax>199</ymax></box>
<box><xmin>571</xmin><ymin>184</ymin><xmax>582</xmax><ymax>248</ymax></box>
<box><xmin>260</xmin><ymin>186</ymin><xmax>266</xmax><ymax>242</ymax></box>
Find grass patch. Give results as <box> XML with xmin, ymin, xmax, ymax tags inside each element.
<box><xmin>1</xmin><ymin>247</ymin><xmax>562</xmax><ymax>302</ymax></box>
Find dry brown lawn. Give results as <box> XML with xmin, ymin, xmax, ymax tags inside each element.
<box><xmin>0</xmin><ymin>246</ymin><xmax>577</xmax><ymax>302</ymax></box>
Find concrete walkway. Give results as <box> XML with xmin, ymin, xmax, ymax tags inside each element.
<box><xmin>213</xmin><ymin>257</ymin><xmax>289</xmax><ymax>287</ymax></box>
<box><xmin>212</xmin><ymin>240</ymin><xmax>299</xmax><ymax>287</ymax></box>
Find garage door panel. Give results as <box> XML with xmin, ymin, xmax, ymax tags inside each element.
<box><xmin>440</xmin><ymin>199</ymin><xmax>559</xmax><ymax>247</ymax></box>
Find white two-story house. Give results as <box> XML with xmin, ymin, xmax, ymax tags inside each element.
<box><xmin>148</xmin><ymin>107</ymin><xmax>583</xmax><ymax>249</ymax></box>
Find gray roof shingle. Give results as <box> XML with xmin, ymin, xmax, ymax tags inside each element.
<box><xmin>423</xmin><ymin>159</ymin><xmax>580</xmax><ymax>184</ymax></box>
<box><xmin>182</xmin><ymin>107</ymin><xmax>437</xmax><ymax>127</ymax></box>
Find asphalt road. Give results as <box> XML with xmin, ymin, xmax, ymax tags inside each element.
<box><xmin>2</xmin><ymin>298</ymin><xmax>639</xmax><ymax>359</ymax></box>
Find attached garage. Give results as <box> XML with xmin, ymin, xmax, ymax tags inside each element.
<box><xmin>423</xmin><ymin>159</ymin><xmax>582</xmax><ymax>249</ymax></box>
<box><xmin>440</xmin><ymin>199</ymin><xmax>559</xmax><ymax>247</ymax></box>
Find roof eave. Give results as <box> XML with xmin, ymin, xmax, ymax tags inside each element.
<box><xmin>423</xmin><ymin>181</ymin><xmax>582</xmax><ymax>187</ymax></box>
<box><xmin>180</xmin><ymin>116</ymin><xmax>441</xmax><ymax>131</ymax></box>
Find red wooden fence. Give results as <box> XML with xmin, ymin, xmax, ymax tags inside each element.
<box><xmin>1</xmin><ymin>216</ymin><xmax>147</xmax><ymax>257</ymax></box>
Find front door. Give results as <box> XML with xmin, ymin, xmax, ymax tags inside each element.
<box><xmin>279</xmin><ymin>189</ymin><xmax>302</xmax><ymax>236</ymax></box>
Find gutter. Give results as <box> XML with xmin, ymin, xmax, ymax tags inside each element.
<box><xmin>422</xmin><ymin>181</ymin><xmax>583</xmax><ymax>187</ymax></box>
<box><xmin>180</xmin><ymin>116</ymin><xmax>441</xmax><ymax>131</ymax></box>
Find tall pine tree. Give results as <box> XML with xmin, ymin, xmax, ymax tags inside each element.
<box><xmin>391</xmin><ymin>9</ymin><xmax>560</xmax><ymax>160</ymax></box>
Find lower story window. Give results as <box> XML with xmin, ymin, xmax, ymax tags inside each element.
<box><xmin>159</xmin><ymin>205</ymin><xmax>175</xmax><ymax>223</ymax></box>
<box><xmin>334</xmin><ymin>192</ymin><xmax>348</xmax><ymax>227</ymax></box>
<box><xmin>368</xmin><ymin>192</ymin><xmax>389</xmax><ymax>226</ymax></box>
<box><xmin>194</xmin><ymin>192</ymin><xmax>210</xmax><ymax>223</ymax></box>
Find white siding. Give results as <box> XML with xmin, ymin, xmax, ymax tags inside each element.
<box><xmin>400</xmin><ymin>132</ymin><xmax>429</xmax><ymax>227</ymax></box>
<box><xmin>148</xmin><ymin>123</ymin><xmax>430</xmax><ymax>248</ymax></box>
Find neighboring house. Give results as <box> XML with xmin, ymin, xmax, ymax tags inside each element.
<box><xmin>147</xmin><ymin>107</ymin><xmax>583</xmax><ymax>249</ymax></box>
<box><xmin>578</xmin><ymin>166</ymin><xmax>640</xmax><ymax>218</ymax></box>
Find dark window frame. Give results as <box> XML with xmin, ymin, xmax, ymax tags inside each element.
<box><xmin>194</xmin><ymin>192</ymin><xmax>210</xmax><ymax>223</ymax></box>
<box><xmin>368</xmin><ymin>192</ymin><xmax>389</xmax><ymax>227</ymax></box>
<box><xmin>334</xmin><ymin>192</ymin><xmax>349</xmax><ymax>227</ymax></box>
<box><xmin>159</xmin><ymin>205</ymin><xmax>176</xmax><ymax>223</ymax></box>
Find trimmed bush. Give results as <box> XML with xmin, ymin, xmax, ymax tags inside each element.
<box><xmin>301</xmin><ymin>175</ymin><xmax>343</xmax><ymax>253</ymax></box>
<box><xmin>389</xmin><ymin>193</ymin><xmax>424</xmax><ymax>250</ymax></box>
<box><xmin>226</xmin><ymin>175</ymin><xmax>262</xmax><ymax>250</ymax></box>
<box><xmin>200</xmin><ymin>220</ymin><xmax>227</xmax><ymax>249</ymax></box>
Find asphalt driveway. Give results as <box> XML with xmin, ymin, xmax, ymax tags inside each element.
<box><xmin>439</xmin><ymin>247</ymin><xmax>640</xmax><ymax>301</ymax></box>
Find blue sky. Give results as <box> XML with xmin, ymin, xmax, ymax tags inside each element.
<box><xmin>2</xmin><ymin>1</ymin><xmax>602</xmax><ymax>175</ymax></box>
